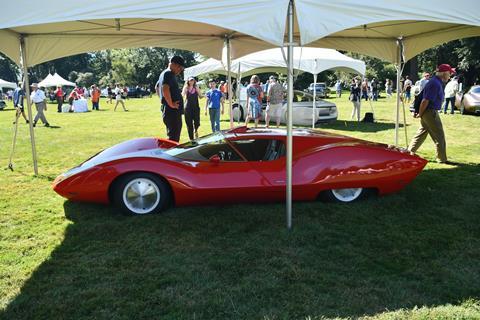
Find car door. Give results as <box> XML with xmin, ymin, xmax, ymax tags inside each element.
<box><xmin>229</xmin><ymin>137</ymin><xmax>287</xmax><ymax>201</ymax></box>
<box><xmin>170</xmin><ymin>136</ymin><xmax>267</xmax><ymax>205</ymax></box>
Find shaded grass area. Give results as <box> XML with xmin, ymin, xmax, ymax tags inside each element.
<box><xmin>1</xmin><ymin>95</ymin><xmax>479</xmax><ymax>319</ymax></box>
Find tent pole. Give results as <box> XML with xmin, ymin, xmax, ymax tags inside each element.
<box><xmin>395</xmin><ymin>38</ymin><xmax>404</xmax><ymax>147</ymax></box>
<box><xmin>236</xmin><ymin>63</ymin><xmax>242</xmax><ymax>124</ymax></box>
<box><xmin>286</xmin><ymin>0</ymin><xmax>294</xmax><ymax>230</ymax></box>
<box><xmin>226</xmin><ymin>37</ymin><xmax>233</xmax><ymax>128</ymax></box>
<box><xmin>20</xmin><ymin>35</ymin><xmax>38</xmax><ymax>176</ymax></box>
<box><xmin>312</xmin><ymin>73</ymin><xmax>317</xmax><ymax>128</ymax></box>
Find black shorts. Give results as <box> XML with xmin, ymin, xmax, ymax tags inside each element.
<box><xmin>15</xmin><ymin>105</ymin><xmax>24</xmax><ymax>112</ymax></box>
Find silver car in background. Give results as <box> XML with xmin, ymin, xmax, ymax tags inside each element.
<box><xmin>232</xmin><ymin>89</ymin><xmax>337</xmax><ymax>126</ymax></box>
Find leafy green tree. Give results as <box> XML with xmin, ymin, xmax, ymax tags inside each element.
<box><xmin>0</xmin><ymin>53</ymin><xmax>19</xmax><ymax>83</ymax></box>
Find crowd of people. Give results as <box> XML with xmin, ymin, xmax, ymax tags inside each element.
<box><xmin>156</xmin><ymin>56</ymin><xmax>288</xmax><ymax>142</ymax></box>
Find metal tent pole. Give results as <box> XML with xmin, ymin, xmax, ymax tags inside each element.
<box><xmin>312</xmin><ymin>73</ymin><xmax>317</xmax><ymax>128</ymax></box>
<box><xmin>226</xmin><ymin>37</ymin><xmax>233</xmax><ymax>128</ymax></box>
<box><xmin>20</xmin><ymin>35</ymin><xmax>38</xmax><ymax>176</ymax></box>
<box><xmin>394</xmin><ymin>38</ymin><xmax>404</xmax><ymax>147</ymax></box>
<box><xmin>286</xmin><ymin>0</ymin><xmax>294</xmax><ymax>230</ymax></box>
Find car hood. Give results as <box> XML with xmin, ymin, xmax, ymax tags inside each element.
<box><xmin>292</xmin><ymin>99</ymin><xmax>335</xmax><ymax>108</ymax></box>
<box><xmin>80</xmin><ymin>138</ymin><xmax>177</xmax><ymax>168</ymax></box>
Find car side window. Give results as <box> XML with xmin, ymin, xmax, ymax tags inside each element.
<box><xmin>174</xmin><ymin>142</ymin><xmax>242</xmax><ymax>162</ymax></box>
<box><xmin>231</xmin><ymin>139</ymin><xmax>285</xmax><ymax>161</ymax></box>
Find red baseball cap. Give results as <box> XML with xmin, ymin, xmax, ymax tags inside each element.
<box><xmin>437</xmin><ymin>64</ymin><xmax>456</xmax><ymax>74</ymax></box>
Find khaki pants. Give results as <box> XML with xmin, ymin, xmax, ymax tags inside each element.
<box><xmin>34</xmin><ymin>102</ymin><xmax>48</xmax><ymax>124</ymax></box>
<box><xmin>408</xmin><ymin>108</ymin><xmax>447</xmax><ymax>162</ymax></box>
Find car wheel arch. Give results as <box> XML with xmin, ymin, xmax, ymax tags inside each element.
<box><xmin>108</xmin><ymin>171</ymin><xmax>175</xmax><ymax>207</ymax></box>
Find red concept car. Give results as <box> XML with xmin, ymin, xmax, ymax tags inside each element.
<box><xmin>53</xmin><ymin>127</ymin><xmax>427</xmax><ymax>215</ymax></box>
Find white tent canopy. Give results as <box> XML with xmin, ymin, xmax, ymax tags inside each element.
<box><xmin>0</xmin><ymin>0</ymin><xmax>290</xmax><ymax>67</ymax></box>
<box><xmin>0</xmin><ymin>79</ymin><xmax>17</xmax><ymax>89</ymax></box>
<box><xmin>295</xmin><ymin>0</ymin><xmax>480</xmax><ymax>62</ymax></box>
<box><xmin>38</xmin><ymin>73</ymin><xmax>76</xmax><ymax>88</ymax></box>
<box><xmin>185</xmin><ymin>47</ymin><xmax>365</xmax><ymax>78</ymax></box>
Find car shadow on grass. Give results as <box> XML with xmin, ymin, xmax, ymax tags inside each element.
<box><xmin>1</xmin><ymin>164</ymin><xmax>480</xmax><ymax>319</ymax></box>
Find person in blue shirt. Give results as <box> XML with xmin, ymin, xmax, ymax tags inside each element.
<box><xmin>205</xmin><ymin>79</ymin><xmax>224</xmax><ymax>132</ymax></box>
<box><xmin>408</xmin><ymin>64</ymin><xmax>455</xmax><ymax>164</ymax></box>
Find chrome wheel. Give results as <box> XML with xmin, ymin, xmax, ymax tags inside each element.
<box><xmin>232</xmin><ymin>103</ymin><xmax>244</xmax><ymax>122</ymax></box>
<box><xmin>331</xmin><ymin>188</ymin><xmax>363</xmax><ymax>202</ymax></box>
<box><xmin>122</xmin><ymin>178</ymin><xmax>161</xmax><ymax>215</ymax></box>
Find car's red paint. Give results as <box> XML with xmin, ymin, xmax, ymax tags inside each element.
<box><xmin>53</xmin><ymin>127</ymin><xmax>427</xmax><ymax>208</ymax></box>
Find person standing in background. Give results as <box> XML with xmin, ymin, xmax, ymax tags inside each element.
<box><xmin>54</xmin><ymin>85</ymin><xmax>63</xmax><ymax>112</ymax></box>
<box><xmin>30</xmin><ymin>83</ymin><xmax>50</xmax><ymax>127</ymax></box>
<box><xmin>90</xmin><ymin>84</ymin><xmax>101</xmax><ymax>111</ymax></box>
<box><xmin>371</xmin><ymin>78</ymin><xmax>379</xmax><ymax>101</ymax></box>
<box><xmin>183</xmin><ymin>77</ymin><xmax>201</xmax><ymax>140</ymax></box>
<box><xmin>403</xmin><ymin>75</ymin><xmax>413</xmax><ymax>103</ymax></box>
<box><xmin>385</xmin><ymin>79</ymin><xmax>393</xmax><ymax>98</ymax></box>
<box><xmin>443</xmin><ymin>76</ymin><xmax>458</xmax><ymax>114</ymax></box>
<box><xmin>350</xmin><ymin>78</ymin><xmax>361</xmax><ymax>121</ymax></box>
<box><xmin>158</xmin><ymin>55</ymin><xmax>185</xmax><ymax>142</ymax></box>
<box><xmin>265</xmin><ymin>75</ymin><xmax>284</xmax><ymax>128</ymax></box>
<box><xmin>114</xmin><ymin>84</ymin><xmax>128</xmax><ymax>111</ymax></box>
<box><xmin>205</xmin><ymin>79</ymin><xmax>224</xmax><ymax>133</ymax></box>
<box><xmin>244</xmin><ymin>75</ymin><xmax>264</xmax><ymax>128</ymax></box>
<box><xmin>13</xmin><ymin>82</ymin><xmax>29</xmax><ymax>124</ymax></box>
<box><xmin>335</xmin><ymin>80</ymin><xmax>342</xmax><ymax>98</ymax></box>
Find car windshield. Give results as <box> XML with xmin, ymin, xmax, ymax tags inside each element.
<box><xmin>471</xmin><ymin>86</ymin><xmax>480</xmax><ymax>94</ymax></box>
<box><xmin>164</xmin><ymin>132</ymin><xmax>243</xmax><ymax>161</ymax></box>
<box><xmin>293</xmin><ymin>90</ymin><xmax>314</xmax><ymax>102</ymax></box>
<box><xmin>309</xmin><ymin>83</ymin><xmax>326</xmax><ymax>89</ymax></box>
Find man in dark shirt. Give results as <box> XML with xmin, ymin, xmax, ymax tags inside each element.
<box><xmin>408</xmin><ymin>64</ymin><xmax>455</xmax><ymax>164</ymax></box>
<box><xmin>158</xmin><ymin>56</ymin><xmax>185</xmax><ymax>142</ymax></box>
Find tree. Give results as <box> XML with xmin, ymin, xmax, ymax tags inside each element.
<box><xmin>0</xmin><ymin>53</ymin><xmax>19</xmax><ymax>83</ymax></box>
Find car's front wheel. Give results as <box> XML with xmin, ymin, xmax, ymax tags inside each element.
<box><xmin>324</xmin><ymin>187</ymin><xmax>365</xmax><ymax>203</ymax></box>
<box><xmin>113</xmin><ymin>173</ymin><xmax>170</xmax><ymax>215</ymax></box>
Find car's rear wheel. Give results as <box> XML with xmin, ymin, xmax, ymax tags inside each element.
<box><xmin>114</xmin><ymin>173</ymin><xmax>170</xmax><ymax>215</ymax></box>
<box><xmin>232</xmin><ymin>103</ymin><xmax>244</xmax><ymax>122</ymax></box>
<box><xmin>324</xmin><ymin>187</ymin><xmax>365</xmax><ymax>203</ymax></box>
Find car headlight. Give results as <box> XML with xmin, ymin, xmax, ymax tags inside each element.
<box><xmin>55</xmin><ymin>162</ymin><xmax>95</xmax><ymax>184</ymax></box>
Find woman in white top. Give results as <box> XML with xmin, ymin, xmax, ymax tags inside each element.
<box><xmin>114</xmin><ymin>84</ymin><xmax>128</xmax><ymax>111</ymax></box>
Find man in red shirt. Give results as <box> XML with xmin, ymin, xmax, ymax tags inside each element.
<box><xmin>54</xmin><ymin>85</ymin><xmax>63</xmax><ymax>112</ymax></box>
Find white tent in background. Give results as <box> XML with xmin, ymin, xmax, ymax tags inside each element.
<box><xmin>184</xmin><ymin>58</ymin><xmax>227</xmax><ymax>79</ymax></box>
<box><xmin>185</xmin><ymin>47</ymin><xmax>365</xmax><ymax>128</ymax></box>
<box><xmin>185</xmin><ymin>47</ymin><xmax>365</xmax><ymax>78</ymax></box>
<box><xmin>0</xmin><ymin>79</ymin><xmax>17</xmax><ymax>89</ymax></box>
<box><xmin>38</xmin><ymin>73</ymin><xmax>76</xmax><ymax>88</ymax></box>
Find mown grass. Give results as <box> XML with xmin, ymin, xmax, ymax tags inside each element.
<box><xmin>0</xmin><ymin>93</ymin><xmax>479</xmax><ymax>319</ymax></box>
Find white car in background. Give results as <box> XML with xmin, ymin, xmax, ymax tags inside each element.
<box><xmin>231</xmin><ymin>89</ymin><xmax>337</xmax><ymax>126</ymax></box>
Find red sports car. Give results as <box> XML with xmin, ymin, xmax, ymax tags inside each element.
<box><xmin>53</xmin><ymin>127</ymin><xmax>427</xmax><ymax>215</ymax></box>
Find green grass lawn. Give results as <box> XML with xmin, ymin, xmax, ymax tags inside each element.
<box><xmin>0</xmin><ymin>94</ymin><xmax>479</xmax><ymax>319</ymax></box>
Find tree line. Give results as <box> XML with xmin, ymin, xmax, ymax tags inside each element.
<box><xmin>1</xmin><ymin>37</ymin><xmax>479</xmax><ymax>90</ymax></box>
